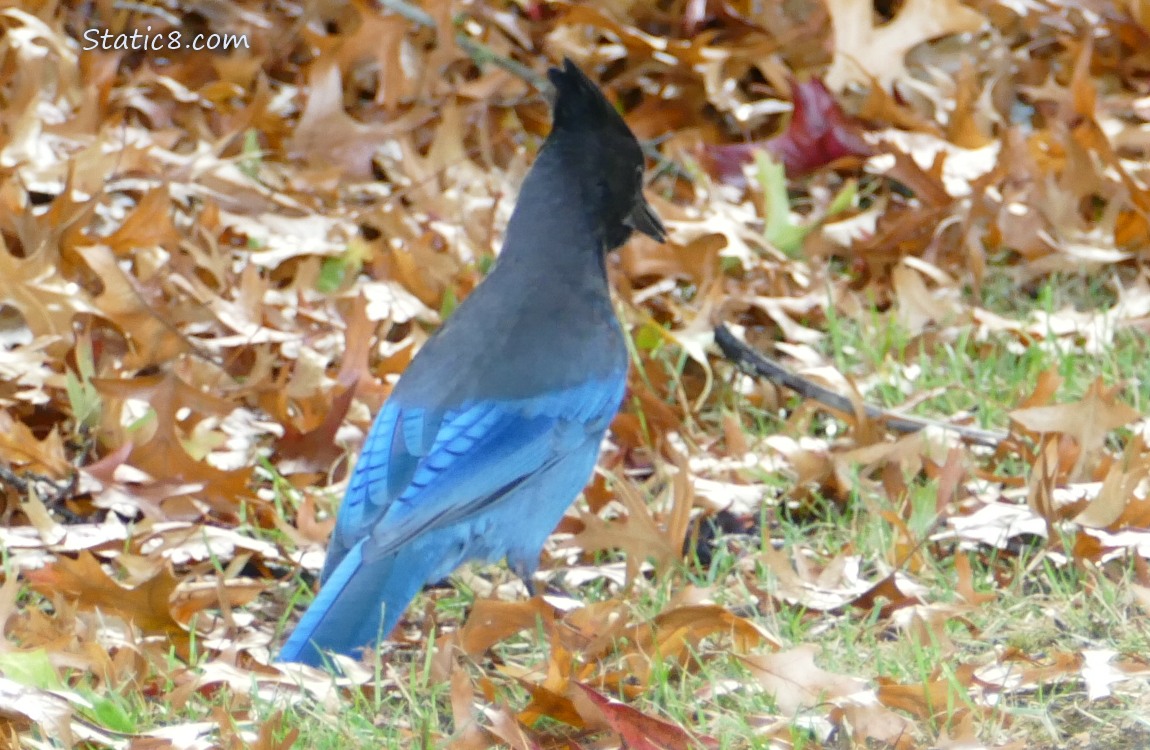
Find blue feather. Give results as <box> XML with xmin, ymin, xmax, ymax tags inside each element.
<box><xmin>277</xmin><ymin>58</ymin><xmax>663</xmax><ymax>668</ymax></box>
<box><xmin>279</xmin><ymin>378</ymin><xmax>625</xmax><ymax>666</ymax></box>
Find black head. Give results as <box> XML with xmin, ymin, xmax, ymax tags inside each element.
<box><xmin>545</xmin><ymin>59</ymin><xmax>665</xmax><ymax>249</ymax></box>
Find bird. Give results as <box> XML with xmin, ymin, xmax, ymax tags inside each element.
<box><xmin>277</xmin><ymin>58</ymin><xmax>666</xmax><ymax>667</ymax></box>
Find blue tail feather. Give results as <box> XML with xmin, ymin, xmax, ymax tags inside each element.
<box><xmin>276</xmin><ymin>58</ymin><xmax>659</xmax><ymax>667</ymax></box>
<box><xmin>278</xmin><ymin>541</ymin><xmax>440</xmax><ymax>667</ymax></box>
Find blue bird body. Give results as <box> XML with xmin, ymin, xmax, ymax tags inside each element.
<box><xmin>278</xmin><ymin>59</ymin><xmax>665</xmax><ymax>667</ymax></box>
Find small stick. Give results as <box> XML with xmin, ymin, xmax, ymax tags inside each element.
<box><xmin>379</xmin><ymin>0</ymin><xmax>550</xmax><ymax>91</ymax></box>
<box><xmin>714</xmin><ymin>323</ymin><xmax>1006</xmax><ymax>448</ymax></box>
<box><xmin>378</xmin><ymin>0</ymin><xmax>692</xmax><ymax>182</ymax></box>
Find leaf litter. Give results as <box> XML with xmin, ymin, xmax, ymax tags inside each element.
<box><xmin>0</xmin><ymin>0</ymin><xmax>1148</xmax><ymax>747</ymax></box>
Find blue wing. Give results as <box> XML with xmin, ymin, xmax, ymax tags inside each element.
<box><xmin>279</xmin><ymin>375</ymin><xmax>625</xmax><ymax>666</ymax></box>
<box><xmin>323</xmin><ymin>375</ymin><xmax>624</xmax><ymax>577</ymax></box>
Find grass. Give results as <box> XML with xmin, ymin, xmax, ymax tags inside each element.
<box><xmin>724</xmin><ymin>276</ymin><xmax>1150</xmax><ymax>747</ymax></box>
<box><xmin>13</xmin><ymin>276</ymin><xmax>1148</xmax><ymax>749</ymax></box>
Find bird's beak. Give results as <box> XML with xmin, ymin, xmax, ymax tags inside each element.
<box><xmin>626</xmin><ymin>197</ymin><xmax>666</xmax><ymax>243</ymax></box>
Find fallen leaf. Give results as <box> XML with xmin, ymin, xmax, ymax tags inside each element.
<box><xmin>741</xmin><ymin>645</ymin><xmax>868</xmax><ymax>714</ymax></box>
<box><xmin>573</xmin><ymin>682</ymin><xmax>717</xmax><ymax>750</ymax></box>
<box><xmin>1011</xmin><ymin>379</ymin><xmax>1140</xmax><ymax>478</ymax></box>
<box><xmin>702</xmin><ymin>78</ymin><xmax>873</xmax><ymax>184</ymax></box>
<box><xmin>24</xmin><ymin>551</ymin><xmax>188</xmax><ymax>646</ymax></box>
<box><xmin>825</xmin><ymin>0</ymin><xmax>988</xmax><ymax>91</ymax></box>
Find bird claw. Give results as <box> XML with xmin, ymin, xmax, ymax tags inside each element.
<box><xmin>510</xmin><ymin>560</ymin><xmax>539</xmax><ymax>597</ymax></box>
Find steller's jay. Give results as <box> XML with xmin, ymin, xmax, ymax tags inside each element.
<box><xmin>277</xmin><ymin>59</ymin><xmax>666</xmax><ymax>666</ymax></box>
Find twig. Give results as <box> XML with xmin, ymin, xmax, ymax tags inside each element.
<box><xmin>111</xmin><ymin>0</ymin><xmax>181</xmax><ymax>26</ymax></box>
<box><xmin>378</xmin><ymin>0</ymin><xmax>549</xmax><ymax>91</ymax></box>
<box><xmin>377</xmin><ymin>0</ymin><xmax>433</xmax><ymax>26</ymax></box>
<box><xmin>714</xmin><ymin>323</ymin><xmax>1007</xmax><ymax>448</ymax></box>
<box><xmin>0</xmin><ymin>464</ymin><xmax>81</xmax><ymax>515</ymax></box>
<box><xmin>378</xmin><ymin>0</ymin><xmax>692</xmax><ymax>182</ymax></box>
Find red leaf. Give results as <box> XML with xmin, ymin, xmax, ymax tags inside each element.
<box><xmin>704</xmin><ymin>78</ymin><xmax>873</xmax><ymax>185</ymax></box>
<box><xmin>572</xmin><ymin>683</ymin><xmax>717</xmax><ymax>750</ymax></box>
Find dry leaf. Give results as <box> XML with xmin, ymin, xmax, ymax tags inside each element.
<box><xmin>825</xmin><ymin>0</ymin><xmax>988</xmax><ymax>91</ymax></box>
